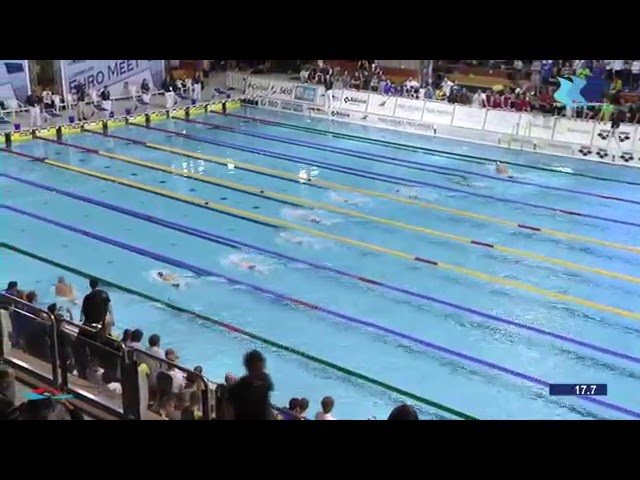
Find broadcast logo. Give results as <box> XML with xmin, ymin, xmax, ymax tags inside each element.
<box><xmin>24</xmin><ymin>387</ymin><xmax>75</xmax><ymax>401</ymax></box>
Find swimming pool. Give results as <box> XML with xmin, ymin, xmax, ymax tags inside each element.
<box><xmin>2</xmin><ymin>105</ymin><xmax>640</xmax><ymax>420</ymax></box>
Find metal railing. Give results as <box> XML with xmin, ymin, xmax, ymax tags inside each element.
<box><xmin>0</xmin><ymin>292</ymin><xmax>216</xmax><ymax>419</ymax></box>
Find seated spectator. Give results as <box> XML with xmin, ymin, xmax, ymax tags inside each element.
<box><xmin>3</xmin><ymin>281</ymin><xmax>18</xmax><ymax>297</ymax></box>
<box><xmin>610</xmin><ymin>77</ymin><xmax>623</xmax><ymax>94</ymax></box>
<box><xmin>228</xmin><ymin>349</ymin><xmax>274</xmax><ymax>420</ymax></box>
<box><xmin>315</xmin><ymin>396</ymin><xmax>336</xmax><ymax>420</ymax></box>
<box><xmin>181</xmin><ymin>390</ymin><xmax>203</xmax><ymax>420</ymax></box>
<box><xmin>424</xmin><ymin>84</ymin><xmax>434</xmax><ymax>100</ymax></box>
<box><xmin>225</xmin><ymin>372</ymin><xmax>237</xmax><ymax>385</ymax></box>
<box><xmin>435</xmin><ymin>88</ymin><xmax>447</xmax><ymax>101</ymax></box>
<box><xmin>288</xmin><ymin>397</ymin><xmax>301</xmax><ymax>417</ymax></box>
<box><xmin>387</xmin><ymin>403</ymin><xmax>419</xmax><ymax>420</ymax></box>
<box><xmin>128</xmin><ymin>329</ymin><xmax>144</xmax><ymax>349</ymax></box>
<box><xmin>156</xmin><ymin>393</ymin><xmax>177</xmax><ymax>420</ymax></box>
<box><xmin>370</xmin><ymin>75</ymin><xmax>380</xmax><ymax>92</ymax></box>
<box><xmin>298</xmin><ymin>398</ymin><xmax>309</xmax><ymax>419</ymax></box>
<box><xmin>351</xmin><ymin>70</ymin><xmax>363</xmax><ymax>90</ymax></box>
<box><xmin>513</xmin><ymin>93</ymin><xmax>531</xmax><ymax>112</ymax></box>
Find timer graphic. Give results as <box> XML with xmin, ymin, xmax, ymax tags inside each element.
<box><xmin>548</xmin><ymin>384</ymin><xmax>608</xmax><ymax>396</ymax></box>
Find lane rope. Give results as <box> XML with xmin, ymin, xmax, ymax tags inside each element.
<box><xmin>5</xmin><ymin>171</ymin><xmax>640</xmax><ymax>367</ymax></box>
<box><xmin>48</xmin><ymin>134</ymin><xmax>640</xmax><ymax>286</ymax></box>
<box><xmin>125</xmin><ymin>121</ymin><xmax>640</xmax><ymax>229</ymax></box>
<box><xmin>82</xmin><ymin>127</ymin><xmax>640</xmax><ymax>256</ymax></box>
<box><xmin>0</xmin><ymin>242</ymin><xmax>472</xmax><ymax>419</ymax></box>
<box><xmin>223</xmin><ymin>108</ymin><xmax>640</xmax><ymax>187</ymax></box>
<box><xmin>3</xmin><ymin>210</ymin><xmax>637</xmax><ymax>419</ymax></box>
<box><xmin>5</xmin><ymin>146</ymin><xmax>640</xmax><ymax>324</ymax></box>
<box><xmin>184</xmin><ymin>116</ymin><xmax>640</xmax><ymax>207</ymax></box>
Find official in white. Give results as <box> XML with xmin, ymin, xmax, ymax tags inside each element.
<box><xmin>192</xmin><ymin>72</ymin><xmax>203</xmax><ymax>102</ymax></box>
<box><xmin>25</xmin><ymin>92</ymin><xmax>42</xmax><ymax>127</ymax></box>
<box><xmin>162</xmin><ymin>74</ymin><xmax>176</xmax><ymax>109</ymax></box>
<box><xmin>100</xmin><ymin>86</ymin><xmax>112</xmax><ymax>116</ymax></box>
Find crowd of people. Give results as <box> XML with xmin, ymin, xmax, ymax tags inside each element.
<box><xmin>301</xmin><ymin>60</ymin><xmax>640</xmax><ymax>125</ymax></box>
<box><xmin>1</xmin><ymin>278</ymin><xmax>419</xmax><ymax>420</ymax></box>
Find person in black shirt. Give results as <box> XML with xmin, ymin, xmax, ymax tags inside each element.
<box><xmin>25</xmin><ymin>92</ymin><xmax>42</xmax><ymax>127</ymax></box>
<box><xmin>162</xmin><ymin>74</ymin><xmax>176</xmax><ymax>109</ymax></box>
<box><xmin>74</xmin><ymin>83</ymin><xmax>88</xmax><ymax>121</ymax></box>
<box><xmin>228</xmin><ymin>349</ymin><xmax>274</xmax><ymax>420</ymax></box>
<box><xmin>80</xmin><ymin>278</ymin><xmax>113</xmax><ymax>327</ymax></box>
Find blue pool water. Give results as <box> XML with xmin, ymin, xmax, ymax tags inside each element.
<box><xmin>2</xmin><ymin>106</ymin><xmax>640</xmax><ymax>420</ymax></box>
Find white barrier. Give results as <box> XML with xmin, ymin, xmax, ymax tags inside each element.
<box><xmin>226</xmin><ymin>71</ymin><xmax>248</xmax><ymax>90</ymax></box>
<box><xmin>394</xmin><ymin>97</ymin><xmax>425</xmax><ymax>120</ymax></box>
<box><xmin>233</xmin><ymin>74</ymin><xmax>640</xmax><ymax>166</ymax></box>
<box><xmin>484</xmin><ymin>110</ymin><xmax>521</xmax><ymax>134</ymax></box>
<box><xmin>366</xmin><ymin>93</ymin><xmax>397</xmax><ymax>116</ymax></box>
<box><xmin>422</xmin><ymin>101</ymin><xmax>454</xmax><ymax>125</ymax></box>
<box><xmin>553</xmin><ymin>117</ymin><xmax>595</xmax><ymax>145</ymax></box>
<box><xmin>452</xmin><ymin>105</ymin><xmax>486</xmax><ymax>130</ymax></box>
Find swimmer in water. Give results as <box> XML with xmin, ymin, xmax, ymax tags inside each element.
<box><xmin>55</xmin><ymin>276</ymin><xmax>78</xmax><ymax>304</ymax></box>
<box><xmin>230</xmin><ymin>257</ymin><xmax>267</xmax><ymax>274</ymax></box>
<box><xmin>495</xmin><ymin>161</ymin><xmax>510</xmax><ymax>176</ymax></box>
<box><xmin>156</xmin><ymin>271</ymin><xmax>181</xmax><ymax>288</ymax></box>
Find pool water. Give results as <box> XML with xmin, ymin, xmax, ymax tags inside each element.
<box><xmin>2</xmin><ymin>105</ymin><xmax>640</xmax><ymax>420</ymax></box>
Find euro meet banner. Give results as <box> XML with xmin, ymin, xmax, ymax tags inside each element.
<box><xmin>0</xmin><ymin>60</ymin><xmax>30</xmax><ymax>102</ymax></box>
<box><xmin>61</xmin><ymin>60</ymin><xmax>165</xmax><ymax>98</ymax></box>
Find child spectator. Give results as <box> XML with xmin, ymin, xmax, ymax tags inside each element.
<box><xmin>315</xmin><ymin>396</ymin><xmax>336</xmax><ymax>420</ymax></box>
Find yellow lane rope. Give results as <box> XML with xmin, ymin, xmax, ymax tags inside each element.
<box><xmin>38</xmin><ymin>156</ymin><xmax>640</xmax><ymax>322</ymax></box>
<box><xmin>84</xmin><ymin>145</ymin><xmax>640</xmax><ymax>287</ymax></box>
<box><xmin>133</xmin><ymin>139</ymin><xmax>640</xmax><ymax>257</ymax></box>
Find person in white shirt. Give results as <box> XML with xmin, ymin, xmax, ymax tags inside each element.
<box><xmin>146</xmin><ymin>334</ymin><xmax>163</xmax><ymax>358</ymax></box>
<box><xmin>471</xmin><ymin>90</ymin><xmax>483</xmax><ymax>107</ymax></box>
<box><xmin>314</xmin><ymin>396</ymin><xmax>336</xmax><ymax>420</ymax></box>
<box><xmin>442</xmin><ymin>77</ymin><xmax>454</xmax><ymax>97</ymax></box>
<box><xmin>128</xmin><ymin>329</ymin><xmax>144</xmax><ymax>350</ymax></box>
<box><xmin>165</xmin><ymin>348</ymin><xmax>186</xmax><ymax>393</ymax></box>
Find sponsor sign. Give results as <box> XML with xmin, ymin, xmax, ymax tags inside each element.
<box><xmin>452</xmin><ymin>105</ymin><xmax>486</xmax><ymax>130</ymax></box>
<box><xmin>259</xmin><ymin>98</ymin><xmax>281</xmax><ymax>110</ymax></box>
<box><xmin>366</xmin><ymin>93</ymin><xmax>397</xmax><ymax>116</ymax></box>
<box><xmin>340</xmin><ymin>90</ymin><xmax>369</xmax><ymax>112</ymax></box>
<box><xmin>0</xmin><ymin>60</ymin><xmax>30</xmax><ymax>102</ymax></box>
<box><xmin>268</xmin><ymin>81</ymin><xmax>295</xmax><ymax>100</ymax></box>
<box><xmin>394</xmin><ymin>97</ymin><xmax>425</xmax><ymax>120</ymax></box>
<box><xmin>421</xmin><ymin>101</ymin><xmax>454</xmax><ymax>125</ymax></box>
<box><xmin>591</xmin><ymin>122</ymin><xmax>636</xmax><ymax>150</ymax></box>
<box><xmin>330</xmin><ymin>109</ymin><xmax>351</xmax><ymax>119</ymax></box>
<box><xmin>244</xmin><ymin>77</ymin><xmax>272</xmax><ymax>96</ymax></box>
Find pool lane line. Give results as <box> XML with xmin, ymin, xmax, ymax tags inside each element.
<box><xmin>127</xmin><ymin>122</ymin><xmax>640</xmax><ymax>230</ymax></box>
<box><xmin>183</xmin><ymin>116</ymin><xmax>640</xmax><ymax>207</ymax></box>
<box><xmin>45</xmin><ymin>134</ymin><xmax>640</xmax><ymax>287</ymax></box>
<box><xmin>222</xmin><ymin>109</ymin><xmax>640</xmax><ymax>187</ymax></box>
<box><xmin>6</xmin><ymin>147</ymin><xmax>640</xmax><ymax>323</ymax></box>
<box><xmin>84</xmin><ymin>128</ymin><xmax>640</xmax><ymax>257</ymax></box>
<box><xmin>0</xmin><ymin>243</ymin><xmax>471</xmax><ymax>419</ymax></box>
<box><xmin>6</xmin><ymin>171</ymin><xmax>640</xmax><ymax>368</ymax></box>
<box><xmin>4</xmin><ymin>209</ymin><xmax>637</xmax><ymax>420</ymax></box>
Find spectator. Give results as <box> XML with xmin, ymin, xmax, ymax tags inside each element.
<box><xmin>192</xmin><ymin>72</ymin><xmax>203</xmax><ymax>102</ymax></box>
<box><xmin>612</xmin><ymin>60</ymin><xmax>625</xmax><ymax>81</ymax></box>
<box><xmin>315</xmin><ymin>396</ymin><xmax>336</xmax><ymax>420</ymax></box>
<box><xmin>288</xmin><ymin>397</ymin><xmax>301</xmax><ymax>416</ymax></box>
<box><xmin>41</xmin><ymin>87</ymin><xmax>54</xmax><ymax>110</ymax></box>
<box><xmin>610</xmin><ymin>77</ymin><xmax>623</xmax><ymax>94</ymax></box>
<box><xmin>471</xmin><ymin>90</ymin><xmax>483</xmax><ymax>107</ymax></box>
<box><xmin>424</xmin><ymin>83</ymin><xmax>434</xmax><ymax>100</ymax></box>
<box><xmin>80</xmin><ymin>278</ymin><xmax>113</xmax><ymax>327</ymax></box>
<box><xmin>147</xmin><ymin>334</ymin><xmax>163</xmax><ymax>357</ymax></box>
<box><xmin>55</xmin><ymin>276</ymin><xmax>76</xmax><ymax>303</ymax></box>
<box><xmin>165</xmin><ymin>348</ymin><xmax>186</xmax><ymax>393</ymax></box>
<box><xmin>298</xmin><ymin>398</ymin><xmax>309</xmax><ymax>418</ymax></box>
<box><xmin>120</xmin><ymin>329</ymin><xmax>132</xmax><ymax>345</ymax></box>
<box><xmin>387</xmin><ymin>404</ymin><xmax>419</xmax><ymax>420</ymax></box>
<box><xmin>3</xmin><ymin>281</ymin><xmax>18</xmax><ymax>297</ymax></box>
<box><xmin>530</xmin><ymin>60</ymin><xmax>542</xmax><ymax>93</ymax></box>
<box><xmin>140</xmin><ymin>78</ymin><xmax>151</xmax><ymax>104</ymax></box>
<box><xmin>0</xmin><ymin>365</ymin><xmax>16</xmax><ymax>407</ymax></box>
<box><xmin>225</xmin><ymin>372</ymin><xmax>237</xmax><ymax>385</ymax></box>
<box><xmin>181</xmin><ymin>390</ymin><xmax>203</xmax><ymax>420</ymax></box>
<box><xmin>129</xmin><ymin>329</ymin><xmax>144</xmax><ymax>349</ymax></box>
<box><xmin>73</xmin><ymin>82</ymin><xmax>88</xmax><ymax>121</ymax></box>
<box><xmin>162</xmin><ymin>74</ymin><xmax>176</xmax><ymax>109</ymax></box>
<box><xmin>228</xmin><ymin>349</ymin><xmax>274</xmax><ymax>420</ymax></box>
<box><xmin>157</xmin><ymin>393</ymin><xmax>177</xmax><ymax>420</ymax></box>
<box><xmin>100</xmin><ymin>86</ymin><xmax>112</xmax><ymax>116</ymax></box>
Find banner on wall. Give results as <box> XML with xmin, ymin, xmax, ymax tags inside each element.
<box><xmin>0</xmin><ymin>60</ymin><xmax>30</xmax><ymax>102</ymax></box>
<box><xmin>244</xmin><ymin>77</ymin><xmax>272</xmax><ymax>97</ymax></box>
<box><xmin>394</xmin><ymin>97</ymin><xmax>425</xmax><ymax>120</ymax></box>
<box><xmin>518</xmin><ymin>113</ymin><xmax>555</xmax><ymax>140</ymax></box>
<box><xmin>340</xmin><ymin>90</ymin><xmax>369</xmax><ymax>112</ymax></box>
<box><xmin>552</xmin><ymin>118</ymin><xmax>595</xmax><ymax>145</ymax></box>
<box><xmin>422</xmin><ymin>101</ymin><xmax>454</xmax><ymax>125</ymax></box>
<box><xmin>267</xmin><ymin>81</ymin><xmax>295</xmax><ymax>100</ymax></box>
<box><xmin>452</xmin><ymin>105</ymin><xmax>486</xmax><ymax>130</ymax></box>
<box><xmin>484</xmin><ymin>110</ymin><xmax>521</xmax><ymax>134</ymax></box>
<box><xmin>366</xmin><ymin>93</ymin><xmax>397</xmax><ymax>116</ymax></box>
<box><xmin>61</xmin><ymin>60</ymin><xmax>165</xmax><ymax>100</ymax></box>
